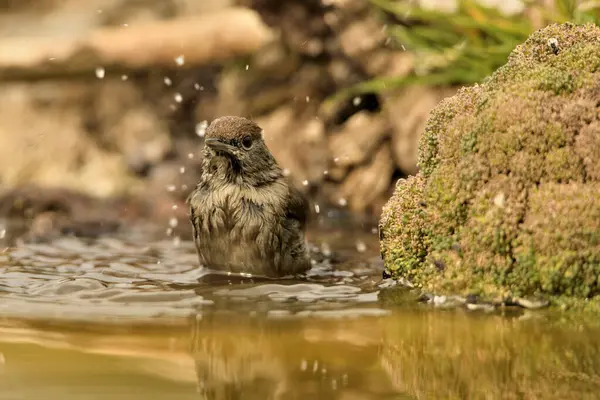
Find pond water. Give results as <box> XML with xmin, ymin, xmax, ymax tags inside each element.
<box><xmin>0</xmin><ymin>218</ymin><xmax>599</xmax><ymax>400</ymax></box>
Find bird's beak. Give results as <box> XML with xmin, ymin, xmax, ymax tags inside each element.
<box><xmin>205</xmin><ymin>138</ymin><xmax>235</xmax><ymax>154</ymax></box>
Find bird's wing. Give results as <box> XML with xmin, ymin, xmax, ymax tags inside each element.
<box><xmin>286</xmin><ymin>184</ymin><xmax>310</xmax><ymax>230</ymax></box>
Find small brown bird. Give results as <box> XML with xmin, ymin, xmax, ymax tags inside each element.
<box><xmin>186</xmin><ymin>116</ymin><xmax>311</xmax><ymax>277</ymax></box>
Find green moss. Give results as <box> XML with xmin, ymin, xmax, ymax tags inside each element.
<box><xmin>537</xmin><ymin>67</ymin><xmax>578</xmax><ymax>94</ymax></box>
<box><xmin>380</xmin><ymin>23</ymin><xmax>600</xmax><ymax>309</ymax></box>
<box><xmin>512</xmin><ymin>182</ymin><xmax>600</xmax><ymax>301</ymax></box>
<box><xmin>380</xmin><ymin>175</ymin><xmax>432</xmax><ymax>279</ymax></box>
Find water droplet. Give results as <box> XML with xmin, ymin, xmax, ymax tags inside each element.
<box><xmin>179</xmin><ymin>166</ymin><xmax>186</xmax><ymax>174</ymax></box>
<box><xmin>164</xmin><ymin>77</ymin><xmax>172</xmax><ymax>86</ymax></box>
<box><xmin>314</xmin><ymin>204</ymin><xmax>320</xmax><ymax>214</ymax></box>
<box><xmin>172</xmin><ymin>204</ymin><xmax>178</xmax><ymax>210</ymax></box>
<box><xmin>175</xmin><ymin>55</ymin><xmax>185</xmax><ymax>66</ymax></box>
<box><xmin>333</xmin><ymin>157</ymin><xmax>339</xmax><ymax>163</ymax></box>
<box><xmin>169</xmin><ymin>217</ymin><xmax>178</xmax><ymax>228</ymax></box>
<box><xmin>121</xmin><ymin>75</ymin><xmax>128</xmax><ymax>81</ymax></box>
<box><xmin>166</xmin><ymin>228</ymin><xmax>173</xmax><ymax>236</ymax></box>
<box><xmin>352</xmin><ymin>97</ymin><xmax>361</xmax><ymax>106</ymax></box>
<box><xmin>95</xmin><ymin>67</ymin><xmax>105</xmax><ymax>79</ymax></box>
<box><xmin>401</xmin><ymin>44</ymin><xmax>406</xmax><ymax>51</ymax></box>
<box><xmin>187</xmin><ymin>153</ymin><xmax>194</xmax><ymax>159</ymax></box>
<box><xmin>305</xmin><ymin>96</ymin><xmax>310</xmax><ymax>102</ymax></box>
<box><xmin>371</xmin><ymin>227</ymin><xmax>378</xmax><ymax>234</ymax></box>
<box><xmin>355</xmin><ymin>241</ymin><xmax>367</xmax><ymax>253</ymax></box>
<box><xmin>122</xmin><ymin>23</ymin><xmax>129</xmax><ymax>27</ymax></box>
<box><xmin>323</xmin><ymin>170</ymin><xmax>329</xmax><ymax>176</ymax></box>
<box><xmin>342</xmin><ymin>374</ymin><xmax>349</xmax><ymax>385</ymax></box>
<box><xmin>195</xmin><ymin>121</ymin><xmax>208</xmax><ymax>137</ymax></box>
<box><xmin>338</xmin><ymin>198</ymin><xmax>347</xmax><ymax>207</ymax></box>
<box><xmin>174</xmin><ymin>93</ymin><xmax>183</xmax><ymax>103</ymax></box>
<box><xmin>0</xmin><ymin>229</ymin><xmax>5</xmax><ymax>239</ymax></box>
<box><xmin>245</xmin><ymin>64</ymin><xmax>249</xmax><ymax>70</ymax></box>
<box><xmin>300</xmin><ymin>359</ymin><xmax>307</xmax><ymax>371</ymax></box>
<box><xmin>166</xmin><ymin>185</ymin><xmax>176</xmax><ymax>192</ymax></box>
<box><xmin>321</xmin><ymin>243</ymin><xmax>332</xmax><ymax>257</ymax></box>
<box><xmin>194</xmin><ymin>83</ymin><xmax>200</xmax><ymax>90</ymax></box>
<box><xmin>302</xmin><ymin>180</ymin><xmax>309</xmax><ymax>186</ymax></box>
<box><xmin>181</xmin><ymin>184</ymin><xmax>188</xmax><ymax>191</ymax></box>
<box><xmin>282</xmin><ymin>168</ymin><xmax>291</xmax><ymax>177</ymax></box>
<box><xmin>172</xmin><ymin>236</ymin><xmax>181</xmax><ymax>247</ymax></box>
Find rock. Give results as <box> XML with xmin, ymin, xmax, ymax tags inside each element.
<box><xmin>322</xmin><ymin>0</ymin><xmax>366</xmax><ymax>14</ymax></box>
<box><xmin>255</xmin><ymin>106</ymin><xmax>328</xmax><ymax>189</ymax></box>
<box><xmin>0</xmin><ymin>186</ymin><xmax>125</xmax><ymax>242</ymax></box>
<box><xmin>513</xmin><ymin>296</ymin><xmax>550</xmax><ymax>310</ymax></box>
<box><xmin>0</xmin><ymin>82</ymin><xmax>140</xmax><ymax>198</ymax></box>
<box><xmin>240</xmin><ymin>0</ymin><xmax>332</xmax><ymax>57</ymax></box>
<box><xmin>328</xmin><ymin>111</ymin><xmax>391</xmax><ymax>170</ymax></box>
<box><xmin>338</xmin><ymin>18</ymin><xmax>386</xmax><ymax>59</ymax></box>
<box><xmin>379</xmin><ymin>23</ymin><xmax>600</xmax><ymax>309</ymax></box>
<box><xmin>92</xmin><ymin>80</ymin><xmax>172</xmax><ymax>177</ymax></box>
<box><xmin>362</xmin><ymin>51</ymin><xmax>415</xmax><ymax>79</ymax></box>
<box><xmin>335</xmin><ymin>143</ymin><xmax>394</xmax><ymax>213</ymax></box>
<box><xmin>384</xmin><ymin>86</ymin><xmax>455</xmax><ymax>175</ymax></box>
<box><xmin>0</xmin><ymin>76</ymin><xmax>178</xmax><ymax>198</ymax></box>
<box><xmin>0</xmin><ymin>7</ymin><xmax>275</xmax><ymax>79</ymax></box>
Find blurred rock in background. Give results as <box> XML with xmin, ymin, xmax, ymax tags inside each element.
<box><xmin>2</xmin><ymin>0</ymin><xmax>591</xmax><ymax>240</ymax></box>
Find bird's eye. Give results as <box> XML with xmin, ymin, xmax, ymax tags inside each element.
<box><xmin>241</xmin><ymin>135</ymin><xmax>253</xmax><ymax>150</ymax></box>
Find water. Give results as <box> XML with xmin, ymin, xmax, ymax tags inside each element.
<box><xmin>0</xmin><ymin>221</ymin><xmax>599</xmax><ymax>399</ymax></box>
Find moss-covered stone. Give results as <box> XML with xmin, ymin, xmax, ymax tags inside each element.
<box><xmin>379</xmin><ymin>23</ymin><xmax>600</xmax><ymax>309</ymax></box>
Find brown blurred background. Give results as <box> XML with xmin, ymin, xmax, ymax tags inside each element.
<box><xmin>0</xmin><ymin>0</ymin><xmax>588</xmax><ymax>241</ymax></box>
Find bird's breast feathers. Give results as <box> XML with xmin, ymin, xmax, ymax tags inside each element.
<box><xmin>191</xmin><ymin>179</ymin><xmax>291</xmax><ymax>230</ymax></box>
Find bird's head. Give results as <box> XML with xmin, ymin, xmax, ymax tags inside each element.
<box><xmin>202</xmin><ymin>116</ymin><xmax>281</xmax><ymax>185</ymax></box>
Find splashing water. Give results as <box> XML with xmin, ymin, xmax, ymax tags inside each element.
<box><xmin>95</xmin><ymin>67</ymin><xmax>105</xmax><ymax>79</ymax></box>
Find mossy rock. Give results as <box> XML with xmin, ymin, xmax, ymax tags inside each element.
<box><xmin>379</xmin><ymin>23</ymin><xmax>600</xmax><ymax>309</ymax></box>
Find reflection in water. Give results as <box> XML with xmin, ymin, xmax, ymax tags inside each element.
<box><xmin>381</xmin><ymin>311</ymin><xmax>600</xmax><ymax>400</ymax></box>
<box><xmin>189</xmin><ymin>310</ymin><xmax>600</xmax><ymax>400</ymax></box>
<box><xmin>190</xmin><ymin>312</ymin><xmax>399</xmax><ymax>400</ymax></box>
<box><xmin>0</xmin><ymin>309</ymin><xmax>600</xmax><ymax>399</ymax></box>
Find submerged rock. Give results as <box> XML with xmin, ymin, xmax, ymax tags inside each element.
<box><xmin>379</xmin><ymin>23</ymin><xmax>600</xmax><ymax>309</ymax></box>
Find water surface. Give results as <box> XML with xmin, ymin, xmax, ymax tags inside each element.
<box><xmin>0</xmin><ymin>221</ymin><xmax>598</xmax><ymax>399</ymax></box>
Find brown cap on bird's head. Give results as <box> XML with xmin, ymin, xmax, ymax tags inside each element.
<box><xmin>202</xmin><ymin>116</ymin><xmax>280</xmax><ymax>183</ymax></box>
<box><xmin>205</xmin><ymin>116</ymin><xmax>263</xmax><ymax>142</ymax></box>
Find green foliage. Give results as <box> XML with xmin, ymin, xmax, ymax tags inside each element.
<box><xmin>343</xmin><ymin>0</ymin><xmax>600</xmax><ymax>96</ymax></box>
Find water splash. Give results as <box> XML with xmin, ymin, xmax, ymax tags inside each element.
<box><xmin>95</xmin><ymin>67</ymin><xmax>105</xmax><ymax>79</ymax></box>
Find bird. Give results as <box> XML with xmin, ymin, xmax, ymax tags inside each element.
<box><xmin>186</xmin><ymin>116</ymin><xmax>311</xmax><ymax>277</ymax></box>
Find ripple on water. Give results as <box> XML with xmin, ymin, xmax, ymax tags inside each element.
<box><xmin>214</xmin><ymin>283</ymin><xmax>378</xmax><ymax>303</ymax></box>
<box><xmin>0</xmin><ymin>233</ymin><xmax>384</xmax><ymax>324</ymax></box>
